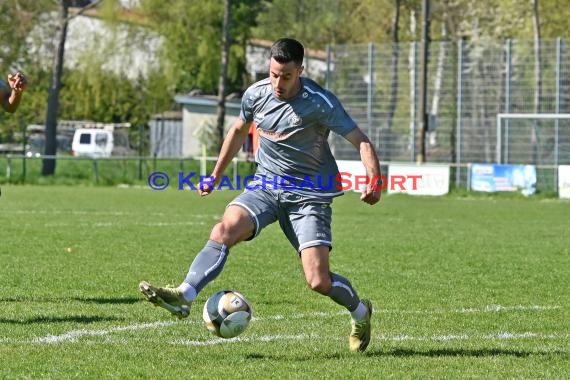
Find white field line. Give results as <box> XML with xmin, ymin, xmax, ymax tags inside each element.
<box><xmin>31</xmin><ymin>320</ymin><xmax>185</xmax><ymax>344</ymax></box>
<box><xmin>0</xmin><ymin>304</ymin><xmax>563</xmax><ymax>345</ymax></box>
<box><xmin>171</xmin><ymin>334</ymin><xmax>315</xmax><ymax>346</ymax></box>
<box><xmin>173</xmin><ymin>331</ymin><xmax>569</xmax><ymax>347</ymax></box>
<box><xmin>382</xmin><ymin>304</ymin><xmax>562</xmax><ymax>315</ymax></box>
<box><xmin>2</xmin><ymin>330</ymin><xmax>567</xmax><ymax>346</ymax></box>
<box><xmin>386</xmin><ymin>331</ymin><xmax>567</xmax><ymax>342</ymax></box>
<box><xmin>253</xmin><ymin>304</ymin><xmax>561</xmax><ymax>322</ymax></box>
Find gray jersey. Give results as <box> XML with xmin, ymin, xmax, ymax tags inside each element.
<box><xmin>240</xmin><ymin>77</ymin><xmax>357</xmax><ymax>198</ymax></box>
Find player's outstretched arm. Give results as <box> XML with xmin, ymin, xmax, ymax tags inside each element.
<box><xmin>1</xmin><ymin>72</ymin><xmax>27</xmax><ymax>113</ymax></box>
<box><xmin>198</xmin><ymin>118</ymin><xmax>251</xmax><ymax>196</ymax></box>
<box><xmin>344</xmin><ymin>127</ymin><xmax>382</xmax><ymax>205</ymax></box>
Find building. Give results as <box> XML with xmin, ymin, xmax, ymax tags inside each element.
<box><xmin>149</xmin><ymin>97</ymin><xmax>241</xmax><ymax>158</ymax></box>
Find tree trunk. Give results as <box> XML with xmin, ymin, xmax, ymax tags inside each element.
<box><xmin>385</xmin><ymin>0</ymin><xmax>400</xmax><ymax>162</ymax></box>
<box><xmin>417</xmin><ymin>0</ymin><xmax>430</xmax><ymax>163</ymax></box>
<box><xmin>215</xmin><ymin>0</ymin><xmax>231</xmax><ymax>152</ymax></box>
<box><xmin>42</xmin><ymin>0</ymin><xmax>69</xmax><ymax>176</ymax></box>
<box><xmin>531</xmin><ymin>0</ymin><xmax>541</xmax><ymax>165</ymax></box>
<box><xmin>429</xmin><ymin>20</ymin><xmax>447</xmax><ymax>147</ymax></box>
<box><xmin>408</xmin><ymin>10</ymin><xmax>416</xmax><ymax>158</ymax></box>
<box><xmin>387</xmin><ymin>0</ymin><xmax>401</xmax><ymax>129</ymax></box>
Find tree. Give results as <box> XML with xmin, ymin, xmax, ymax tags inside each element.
<box><xmin>537</xmin><ymin>0</ymin><xmax>570</xmax><ymax>38</ymax></box>
<box><xmin>139</xmin><ymin>0</ymin><xmax>261</xmax><ymax>95</ymax></box>
<box><xmin>417</xmin><ymin>0</ymin><xmax>430</xmax><ymax>163</ymax></box>
<box><xmin>442</xmin><ymin>0</ymin><xmax>518</xmax><ymax>40</ymax></box>
<box><xmin>138</xmin><ymin>0</ymin><xmax>262</xmax><ymax>153</ymax></box>
<box><xmin>530</xmin><ymin>0</ymin><xmax>541</xmax><ymax>164</ymax></box>
<box><xmin>215</xmin><ymin>0</ymin><xmax>232</xmax><ymax>152</ymax></box>
<box><xmin>0</xmin><ymin>0</ymin><xmax>53</xmax><ymax>141</ymax></box>
<box><xmin>42</xmin><ymin>0</ymin><xmax>102</xmax><ymax>176</ymax></box>
<box><xmin>428</xmin><ymin>18</ymin><xmax>448</xmax><ymax>147</ymax></box>
<box><xmin>253</xmin><ymin>0</ymin><xmax>417</xmax><ymax>48</ymax></box>
<box><xmin>382</xmin><ymin>0</ymin><xmax>401</xmax><ymax>162</ymax></box>
<box><xmin>253</xmin><ymin>0</ymin><xmax>343</xmax><ymax>48</ymax></box>
<box><xmin>386</xmin><ymin>0</ymin><xmax>401</xmax><ymax>131</ymax></box>
<box><xmin>42</xmin><ymin>0</ymin><xmax>70</xmax><ymax>175</ymax></box>
<box><xmin>0</xmin><ymin>1</ymin><xmax>43</xmax><ymax>73</ymax></box>
<box><xmin>407</xmin><ymin>6</ymin><xmax>417</xmax><ymax>156</ymax></box>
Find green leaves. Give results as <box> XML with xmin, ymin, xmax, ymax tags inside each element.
<box><xmin>139</xmin><ymin>0</ymin><xmax>260</xmax><ymax>94</ymax></box>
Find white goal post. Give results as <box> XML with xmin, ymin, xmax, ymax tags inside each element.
<box><xmin>496</xmin><ymin>113</ymin><xmax>570</xmax><ymax>164</ymax></box>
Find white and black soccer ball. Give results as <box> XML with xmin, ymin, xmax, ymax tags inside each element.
<box><xmin>202</xmin><ymin>290</ymin><xmax>252</xmax><ymax>339</ymax></box>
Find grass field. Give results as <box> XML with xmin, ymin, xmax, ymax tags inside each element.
<box><xmin>0</xmin><ymin>185</ymin><xmax>568</xmax><ymax>379</ymax></box>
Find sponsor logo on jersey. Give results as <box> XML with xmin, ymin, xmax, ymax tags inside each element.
<box><xmin>289</xmin><ymin>113</ymin><xmax>302</xmax><ymax>127</ymax></box>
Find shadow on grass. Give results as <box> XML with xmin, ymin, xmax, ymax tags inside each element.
<box><xmin>0</xmin><ymin>296</ymin><xmax>140</xmax><ymax>304</ymax></box>
<box><xmin>244</xmin><ymin>348</ymin><xmax>568</xmax><ymax>361</ymax></box>
<box><xmin>366</xmin><ymin>347</ymin><xmax>568</xmax><ymax>358</ymax></box>
<box><xmin>71</xmin><ymin>296</ymin><xmax>140</xmax><ymax>304</ymax></box>
<box><xmin>0</xmin><ymin>315</ymin><xmax>120</xmax><ymax>325</ymax></box>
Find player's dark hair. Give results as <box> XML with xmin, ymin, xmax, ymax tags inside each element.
<box><xmin>270</xmin><ymin>38</ymin><xmax>304</xmax><ymax>66</ymax></box>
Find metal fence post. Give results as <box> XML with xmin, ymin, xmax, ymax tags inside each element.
<box><xmin>21</xmin><ymin>120</ymin><xmax>27</xmax><ymax>183</ymax></box>
<box><xmin>496</xmin><ymin>114</ymin><xmax>502</xmax><ymax>164</ymax></box>
<box><xmin>505</xmin><ymin>39</ymin><xmax>512</xmax><ymax>164</ymax></box>
<box><xmin>6</xmin><ymin>156</ymin><xmax>11</xmax><ymax>181</ymax></box>
<box><xmin>554</xmin><ymin>37</ymin><xmax>562</xmax><ymax>191</ymax></box>
<box><xmin>456</xmin><ymin>38</ymin><xmax>463</xmax><ymax>187</ymax></box>
<box><xmin>138</xmin><ymin>124</ymin><xmax>144</xmax><ymax>181</ymax></box>
<box><xmin>410</xmin><ymin>41</ymin><xmax>417</xmax><ymax>162</ymax></box>
<box><xmin>93</xmin><ymin>159</ymin><xmax>99</xmax><ymax>184</ymax></box>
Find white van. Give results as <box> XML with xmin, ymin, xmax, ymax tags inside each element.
<box><xmin>71</xmin><ymin>129</ymin><xmax>114</xmax><ymax>158</ymax></box>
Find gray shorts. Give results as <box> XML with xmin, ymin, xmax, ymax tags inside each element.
<box><xmin>228</xmin><ymin>188</ymin><xmax>333</xmax><ymax>252</ymax></box>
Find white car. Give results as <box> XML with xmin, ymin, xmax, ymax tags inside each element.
<box><xmin>71</xmin><ymin>129</ymin><xmax>114</xmax><ymax>158</ymax></box>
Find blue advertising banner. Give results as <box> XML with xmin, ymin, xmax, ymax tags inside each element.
<box><xmin>470</xmin><ymin>164</ymin><xmax>537</xmax><ymax>196</ymax></box>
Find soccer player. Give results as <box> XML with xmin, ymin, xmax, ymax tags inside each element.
<box><xmin>140</xmin><ymin>38</ymin><xmax>382</xmax><ymax>353</ymax></box>
<box><xmin>0</xmin><ymin>72</ymin><xmax>27</xmax><ymax>113</ymax></box>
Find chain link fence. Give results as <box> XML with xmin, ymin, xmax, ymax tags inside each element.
<box><xmin>3</xmin><ymin>38</ymin><xmax>569</xmax><ymax>193</ymax></box>
<box><xmin>326</xmin><ymin>38</ymin><xmax>570</xmax><ymax>191</ymax></box>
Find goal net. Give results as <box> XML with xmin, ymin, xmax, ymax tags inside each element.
<box><xmin>496</xmin><ymin>113</ymin><xmax>570</xmax><ymax>166</ymax></box>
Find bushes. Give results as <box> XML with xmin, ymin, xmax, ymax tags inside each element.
<box><xmin>0</xmin><ymin>156</ymin><xmax>257</xmax><ymax>187</ymax></box>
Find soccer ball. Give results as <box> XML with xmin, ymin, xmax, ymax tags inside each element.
<box><xmin>202</xmin><ymin>290</ymin><xmax>252</xmax><ymax>339</ymax></box>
